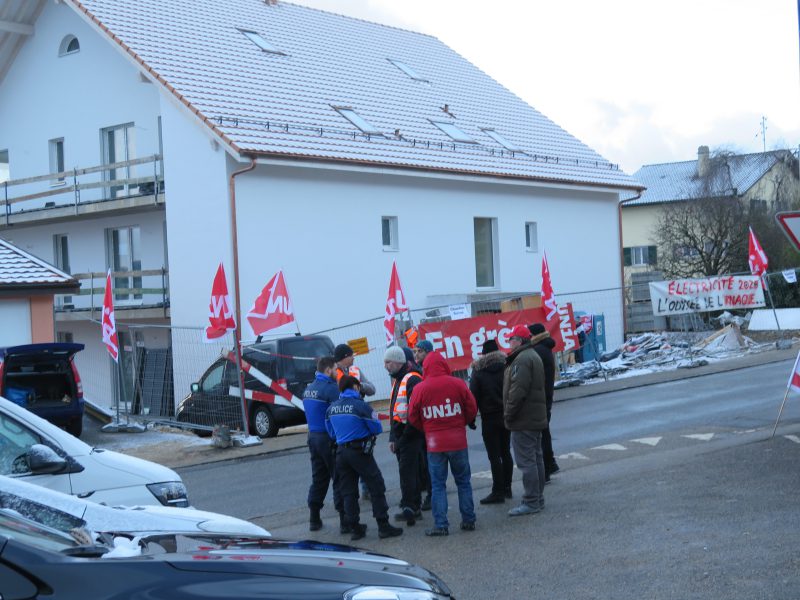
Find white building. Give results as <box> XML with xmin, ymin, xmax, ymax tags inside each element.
<box><xmin>0</xmin><ymin>0</ymin><xmax>641</xmax><ymax>408</ymax></box>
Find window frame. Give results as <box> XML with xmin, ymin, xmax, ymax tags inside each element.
<box><xmin>0</xmin><ymin>149</ymin><xmax>8</xmax><ymax>183</ymax></box>
<box><xmin>524</xmin><ymin>221</ymin><xmax>538</xmax><ymax>253</ymax></box>
<box><xmin>474</xmin><ymin>217</ymin><xmax>499</xmax><ymax>289</ymax></box>
<box><xmin>239</xmin><ymin>29</ymin><xmax>285</xmax><ymax>55</ymax></box>
<box><xmin>381</xmin><ymin>216</ymin><xmax>399</xmax><ymax>252</ymax></box>
<box><xmin>48</xmin><ymin>138</ymin><xmax>65</xmax><ymax>185</ymax></box>
<box><xmin>58</xmin><ymin>35</ymin><xmax>80</xmax><ymax>57</ymax></box>
<box><xmin>100</xmin><ymin>123</ymin><xmax>136</xmax><ymax>199</ymax></box>
<box><xmin>431</xmin><ymin>120</ymin><xmax>476</xmax><ymax>144</ymax></box>
<box><xmin>106</xmin><ymin>226</ymin><xmax>142</xmax><ymax>303</ymax></box>
<box><xmin>53</xmin><ymin>234</ymin><xmax>72</xmax><ymax>307</ymax></box>
<box><xmin>334</xmin><ymin>107</ymin><xmax>383</xmax><ymax>136</ymax></box>
<box><xmin>387</xmin><ymin>58</ymin><xmax>428</xmax><ymax>82</ymax></box>
<box><xmin>482</xmin><ymin>128</ymin><xmax>521</xmax><ymax>152</ymax></box>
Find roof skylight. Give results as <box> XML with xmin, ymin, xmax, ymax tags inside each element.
<box><xmin>482</xmin><ymin>128</ymin><xmax>521</xmax><ymax>152</ymax></box>
<box><xmin>388</xmin><ymin>59</ymin><xmax>428</xmax><ymax>82</ymax></box>
<box><xmin>431</xmin><ymin>121</ymin><xmax>476</xmax><ymax>144</ymax></box>
<box><xmin>335</xmin><ymin>107</ymin><xmax>383</xmax><ymax>136</ymax></box>
<box><xmin>239</xmin><ymin>29</ymin><xmax>284</xmax><ymax>54</ymax></box>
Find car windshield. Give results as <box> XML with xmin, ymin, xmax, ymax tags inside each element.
<box><xmin>0</xmin><ymin>492</ymin><xmax>85</xmax><ymax>533</ymax></box>
<box><xmin>0</xmin><ymin>509</ymin><xmax>77</xmax><ymax>552</ymax></box>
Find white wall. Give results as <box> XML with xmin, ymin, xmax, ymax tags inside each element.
<box><xmin>0</xmin><ymin>1</ymin><xmax>162</xmax><ymax>207</ymax></box>
<box><xmin>0</xmin><ymin>300</ymin><xmax>31</xmax><ymax>346</ymax></box>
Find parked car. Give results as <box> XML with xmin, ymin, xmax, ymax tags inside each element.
<box><xmin>177</xmin><ymin>335</ymin><xmax>335</xmax><ymax>438</ymax></box>
<box><xmin>1</xmin><ymin>475</ymin><xmax>269</xmax><ymax>537</ymax></box>
<box><xmin>0</xmin><ymin>343</ymin><xmax>85</xmax><ymax>437</ymax></box>
<box><xmin>0</xmin><ymin>396</ymin><xmax>190</xmax><ymax>507</ymax></box>
<box><xmin>0</xmin><ymin>510</ymin><xmax>454</xmax><ymax>600</ymax></box>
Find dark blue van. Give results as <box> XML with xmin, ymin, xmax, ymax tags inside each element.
<box><xmin>0</xmin><ymin>343</ymin><xmax>85</xmax><ymax>437</ymax></box>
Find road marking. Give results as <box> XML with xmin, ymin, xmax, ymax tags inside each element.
<box><xmin>472</xmin><ymin>470</ymin><xmax>493</xmax><ymax>479</ymax></box>
<box><xmin>682</xmin><ymin>433</ymin><xmax>715</xmax><ymax>441</ymax></box>
<box><xmin>785</xmin><ymin>435</ymin><xmax>800</xmax><ymax>444</ymax></box>
<box><xmin>591</xmin><ymin>443</ymin><xmax>627</xmax><ymax>451</ymax></box>
<box><xmin>631</xmin><ymin>437</ymin><xmax>662</xmax><ymax>446</ymax></box>
<box><xmin>558</xmin><ymin>452</ymin><xmax>589</xmax><ymax>460</ymax></box>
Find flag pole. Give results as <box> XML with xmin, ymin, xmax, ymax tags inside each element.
<box><xmin>771</xmin><ymin>387</ymin><xmax>791</xmax><ymax>438</ymax></box>
<box><xmin>281</xmin><ymin>267</ymin><xmax>303</xmax><ymax>336</ymax></box>
<box><xmin>761</xmin><ymin>272</ymin><xmax>783</xmax><ymax>334</ymax></box>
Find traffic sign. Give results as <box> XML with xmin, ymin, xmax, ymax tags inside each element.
<box><xmin>775</xmin><ymin>211</ymin><xmax>800</xmax><ymax>252</ymax></box>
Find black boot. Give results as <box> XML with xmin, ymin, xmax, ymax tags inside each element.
<box><xmin>339</xmin><ymin>512</ymin><xmax>352</xmax><ymax>534</ymax></box>
<box><xmin>480</xmin><ymin>491</ymin><xmax>506</xmax><ymax>505</ymax></box>
<box><xmin>350</xmin><ymin>522</ymin><xmax>367</xmax><ymax>541</ymax></box>
<box><xmin>377</xmin><ymin>518</ymin><xmax>403</xmax><ymax>539</ymax></box>
<box><xmin>504</xmin><ymin>487</ymin><xmax>513</xmax><ymax>499</ymax></box>
<box><xmin>309</xmin><ymin>507</ymin><xmax>322</xmax><ymax>532</ymax></box>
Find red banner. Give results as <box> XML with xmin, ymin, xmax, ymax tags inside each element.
<box><xmin>384</xmin><ymin>261</ymin><xmax>408</xmax><ymax>344</ymax></box>
<box><xmin>418</xmin><ymin>304</ymin><xmax>578</xmax><ymax>371</ymax></box>
<box><xmin>101</xmin><ymin>270</ymin><xmax>119</xmax><ymax>362</ymax></box>
<box><xmin>246</xmin><ymin>270</ymin><xmax>295</xmax><ymax>337</ymax></box>
<box><xmin>204</xmin><ymin>263</ymin><xmax>236</xmax><ymax>342</ymax></box>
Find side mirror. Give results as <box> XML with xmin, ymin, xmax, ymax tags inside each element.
<box><xmin>191</xmin><ymin>382</ymin><xmax>200</xmax><ymax>393</ymax></box>
<box><xmin>27</xmin><ymin>444</ymin><xmax>67</xmax><ymax>474</ymax></box>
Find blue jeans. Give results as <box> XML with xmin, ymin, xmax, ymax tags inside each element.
<box><xmin>427</xmin><ymin>449</ymin><xmax>475</xmax><ymax>530</ymax></box>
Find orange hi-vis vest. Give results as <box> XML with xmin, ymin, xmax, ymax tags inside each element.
<box><xmin>336</xmin><ymin>365</ymin><xmax>361</xmax><ymax>382</ymax></box>
<box><xmin>392</xmin><ymin>371</ymin><xmax>421</xmax><ymax>424</ymax></box>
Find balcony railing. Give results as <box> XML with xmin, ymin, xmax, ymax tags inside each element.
<box><xmin>55</xmin><ymin>268</ymin><xmax>169</xmax><ymax>316</ymax></box>
<box><xmin>1</xmin><ymin>155</ymin><xmax>164</xmax><ymax>225</ymax></box>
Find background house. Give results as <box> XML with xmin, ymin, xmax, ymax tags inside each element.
<box><xmin>0</xmin><ymin>0</ymin><xmax>641</xmax><ymax>409</ymax></box>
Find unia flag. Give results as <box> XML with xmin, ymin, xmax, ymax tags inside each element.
<box><xmin>384</xmin><ymin>261</ymin><xmax>409</xmax><ymax>345</ymax></box>
<box><xmin>204</xmin><ymin>263</ymin><xmax>236</xmax><ymax>342</ymax></box>
<box><xmin>246</xmin><ymin>270</ymin><xmax>295</xmax><ymax>337</ymax></box>
<box><xmin>101</xmin><ymin>270</ymin><xmax>119</xmax><ymax>362</ymax></box>
<box><xmin>541</xmin><ymin>252</ymin><xmax>558</xmax><ymax>323</ymax></box>
<box><xmin>748</xmin><ymin>227</ymin><xmax>769</xmax><ymax>277</ymax></box>
<box><xmin>788</xmin><ymin>350</ymin><xmax>800</xmax><ymax>394</ymax></box>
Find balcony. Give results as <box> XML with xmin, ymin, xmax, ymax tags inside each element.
<box><xmin>1</xmin><ymin>155</ymin><xmax>164</xmax><ymax>227</ymax></box>
<box><xmin>55</xmin><ymin>268</ymin><xmax>169</xmax><ymax>322</ymax></box>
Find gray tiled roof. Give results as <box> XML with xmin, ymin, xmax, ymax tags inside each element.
<box><xmin>70</xmin><ymin>0</ymin><xmax>642</xmax><ymax>191</ymax></box>
<box><xmin>623</xmin><ymin>151</ymin><xmax>790</xmax><ymax>205</ymax></box>
<box><xmin>0</xmin><ymin>238</ymin><xmax>76</xmax><ymax>287</ymax></box>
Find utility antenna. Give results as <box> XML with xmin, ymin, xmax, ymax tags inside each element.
<box><xmin>758</xmin><ymin>116</ymin><xmax>768</xmax><ymax>152</ymax></box>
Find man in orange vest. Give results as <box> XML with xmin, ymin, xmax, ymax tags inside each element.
<box><xmin>384</xmin><ymin>345</ymin><xmax>425</xmax><ymax>525</ymax></box>
<box><xmin>334</xmin><ymin>344</ymin><xmax>376</xmax><ymax>397</ymax></box>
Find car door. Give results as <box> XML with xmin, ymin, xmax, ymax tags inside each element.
<box><xmin>194</xmin><ymin>359</ymin><xmax>241</xmax><ymax>428</ymax></box>
<box><xmin>0</xmin><ymin>409</ymin><xmax>72</xmax><ymax>495</ymax></box>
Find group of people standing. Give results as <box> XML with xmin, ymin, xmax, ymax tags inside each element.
<box><xmin>302</xmin><ymin>322</ymin><xmax>558</xmax><ymax>541</ymax></box>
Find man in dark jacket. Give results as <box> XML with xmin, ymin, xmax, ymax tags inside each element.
<box><xmin>469</xmin><ymin>339</ymin><xmax>514</xmax><ymax>504</ymax></box>
<box><xmin>384</xmin><ymin>345</ymin><xmax>425</xmax><ymax>524</ymax></box>
<box><xmin>529</xmin><ymin>323</ymin><xmax>559</xmax><ymax>480</ymax></box>
<box><xmin>503</xmin><ymin>325</ymin><xmax>548</xmax><ymax>517</ymax></box>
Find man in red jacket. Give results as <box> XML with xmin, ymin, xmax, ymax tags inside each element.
<box><xmin>408</xmin><ymin>352</ymin><xmax>478</xmax><ymax>537</ymax></box>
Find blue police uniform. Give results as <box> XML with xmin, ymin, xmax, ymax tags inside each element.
<box><xmin>326</xmin><ymin>389</ymin><xmax>390</xmax><ymax>529</ymax></box>
<box><xmin>303</xmin><ymin>372</ymin><xmax>342</xmax><ymax>513</ymax></box>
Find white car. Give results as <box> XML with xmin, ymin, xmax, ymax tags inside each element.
<box><xmin>1</xmin><ymin>475</ymin><xmax>269</xmax><ymax>537</ymax></box>
<box><xmin>0</xmin><ymin>396</ymin><xmax>189</xmax><ymax>507</ymax></box>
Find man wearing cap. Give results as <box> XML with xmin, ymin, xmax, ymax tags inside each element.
<box><xmin>412</xmin><ymin>340</ymin><xmax>434</xmax><ymax>372</ymax></box>
<box><xmin>503</xmin><ymin>324</ymin><xmax>548</xmax><ymax>517</ymax></box>
<box><xmin>334</xmin><ymin>344</ymin><xmax>376</xmax><ymax>397</ymax></box>
<box><xmin>384</xmin><ymin>345</ymin><xmax>425</xmax><ymax>524</ymax></box>
<box><xmin>528</xmin><ymin>322</ymin><xmax>559</xmax><ymax>480</ymax></box>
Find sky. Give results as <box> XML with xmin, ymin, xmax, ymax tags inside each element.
<box><xmin>291</xmin><ymin>0</ymin><xmax>800</xmax><ymax>175</ymax></box>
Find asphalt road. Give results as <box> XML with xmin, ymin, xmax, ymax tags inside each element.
<box><xmin>176</xmin><ymin>358</ymin><xmax>800</xmax><ymax>599</ymax></box>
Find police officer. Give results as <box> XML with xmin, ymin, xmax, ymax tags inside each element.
<box><xmin>334</xmin><ymin>343</ymin><xmax>376</xmax><ymax>396</ymax></box>
<box><xmin>325</xmin><ymin>375</ymin><xmax>403</xmax><ymax>541</ymax></box>
<box><xmin>302</xmin><ymin>356</ymin><xmax>346</xmax><ymax>533</ymax></box>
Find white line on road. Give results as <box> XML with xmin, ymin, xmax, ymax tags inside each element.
<box><xmin>558</xmin><ymin>452</ymin><xmax>590</xmax><ymax>460</ymax></box>
<box><xmin>591</xmin><ymin>443</ymin><xmax>627</xmax><ymax>451</ymax></box>
<box><xmin>631</xmin><ymin>437</ymin><xmax>662</xmax><ymax>446</ymax></box>
<box><xmin>785</xmin><ymin>435</ymin><xmax>800</xmax><ymax>444</ymax></box>
<box><xmin>682</xmin><ymin>433</ymin><xmax>715</xmax><ymax>441</ymax></box>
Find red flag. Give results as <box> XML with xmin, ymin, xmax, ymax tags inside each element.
<box><xmin>246</xmin><ymin>270</ymin><xmax>295</xmax><ymax>337</ymax></box>
<box><xmin>101</xmin><ymin>270</ymin><xmax>119</xmax><ymax>362</ymax></box>
<box><xmin>204</xmin><ymin>263</ymin><xmax>236</xmax><ymax>342</ymax></box>
<box><xmin>384</xmin><ymin>261</ymin><xmax>409</xmax><ymax>345</ymax></box>
<box><xmin>788</xmin><ymin>350</ymin><xmax>800</xmax><ymax>393</ymax></box>
<box><xmin>541</xmin><ymin>252</ymin><xmax>558</xmax><ymax>323</ymax></box>
<box><xmin>748</xmin><ymin>227</ymin><xmax>769</xmax><ymax>277</ymax></box>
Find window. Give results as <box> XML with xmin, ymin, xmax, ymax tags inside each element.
<box><xmin>53</xmin><ymin>234</ymin><xmax>72</xmax><ymax>307</ymax></box>
<box><xmin>335</xmin><ymin>107</ymin><xmax>383</xmax><ymax>136</ymax></box>
<box><xmin>48</xmin><ymin>138</ymin><xmax>65</xmax><ymax>184</ymax></box>
<box><xmin>387</xmin><ymin>58</ymin><xmax>428</xmax><ymax>82</ymax></box>
<box><xmin>382</xmin><ymin>216</ymin><xmax>399</xmax><ymax>251</ymax></box>
<box><xmin>239</xmin><ymin>29</ymin><xmax>284</xmax><ymax>54</ymax></box>
<box><xmin>0</xmin><ymin>150</ymin><xmax>8</xmax><ymax>183</ymax></box>
<box><xmin>56</xmin><ymin>331</ymin><xmax>74</xmax><ymax>344</ymax></box>
<box><xmin>106</xmin><ymin>226</ymin><xmax>142</xmax><ymax>301</ymax></box>
<box><xmin>525</xmin><ymin>222</ymin><xmax>538</xmax><ymax>252</ymax></box>
<box><xmin>431</xmin><ymin>121</ymin><xmax>476</xmax><ymax>144</ymax></box>
<box><xmin>101</xmin><ymin>123</ymin><xmax>136</xmax><ymax>198</ymax></box>
<box><xmin>58</xmin><ymin>35</ymin><xmax>80</xmax><ymax>56</ymax></box>
<box><xmin>623</xmin><ymin>245</ymin><xmax>658</xmax><ymax>266</ymax></box>
<box><xmin>750</xmin><ymin>198</ymin><xmax>767</xmax><ymax>213</ymax></box>
<box><xmin>474</xmin><ymin>218</ymin><xmax>498</xmax><ymax>288</ymax></box>
<box><xmin>482</xmin><ymin>128</ymin><xmax>521</xmax><ymax>152</ymax></box>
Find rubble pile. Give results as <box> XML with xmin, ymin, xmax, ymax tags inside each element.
<box><xmin>556</xmin><ymin>325</ymin><xmax>769</xmax><ymax>388</ymax></box>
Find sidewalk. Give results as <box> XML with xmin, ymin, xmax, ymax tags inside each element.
<box><xmin>99</xmin><ymin>343</ymin><xmax>798</xmax><ymax>470</ymax></box>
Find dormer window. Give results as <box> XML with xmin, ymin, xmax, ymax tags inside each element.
<box><xmin>431</xmin><ymin>121</ymin><xmax>476</xmax><ymax>144</ymax></box>
<box><xmin>335</xmin><ymin>107</ymin><xmax>383</xmax><ymax>136</ymax></box>
<box><xmin>239</xmin><ymin>29</ymin><xmax>284</xmax><ymax>54</ymax></box>
<box><xmin>59</xmin><ymin>35</ymin><xmax>80</xmax><ymax>56</ymax></box>
<box><xmin>482</xmin><ymin>128</ymin><xmax>521</xmax><ymax>152</ymax></box>
<box><xmin>388</xmin><ymin>59</ymin><xmax>428</xmax><ymax>82</ymax></box>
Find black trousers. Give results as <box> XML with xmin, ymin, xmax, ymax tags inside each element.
<box><xmin>395</xmin><ymin>434</ymin><xmax>425</xmax><ymax>511</ymax></box>
<box><xmin>542</xmin><ymin>404</ymin><xmax>556</xmax><ymax>470</ymax></box>
<box><xmin>307</xmin><ymin>432</ymin><xmax>342</xmax><ymax>512</ymax></box>
<box><xmin>481</xmin><ymin>414</ymin><xmax>514</xmax><ymax>494</ymax></box>
<box><xmin>336</xmin><ymin>446</ymin><xmax>389</xmax><ymax>525</ymax></box>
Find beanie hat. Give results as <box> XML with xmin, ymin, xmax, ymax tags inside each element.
<box><xmin>415</xmin><ymin>339</ymin><xmax>434</xmax><ymax>353</ymax></box>
<box><xmin>482</xmin><ymin>339</ymin><xmax>499</xmax><ymax>354</ymax></box>
<box><xmin>383</xmin><ymin>345</ymin><xmax>406</xmax><ymax>363</ymax></box>
<box><xmin>334</xmin><ymin>344</ymin><xmax>354</xmax><ymax>362</ymax></box>
<box><xmin>529</xmin><ymin>323</ymin><xmax>546</xmax><ymax>336</ymax></box>
<box><xmin>402</xmin><ymin>346</ymin><xmax>415</xmax><ymax>364</ymax></box>
<box><xmin>510</xmin><ymin>325</ymin><xmax>532</xmax><ymax>340</ymax></box>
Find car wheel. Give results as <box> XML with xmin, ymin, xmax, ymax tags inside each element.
<box><xmin>251</xmin><ymin>405</ymin><xmax>278</xmax><ymax>438</ymax></box>
<box><xmin>66</xmin><ymin>417</ymin><xmax>83</xmax><ymax>438</ymax></box>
